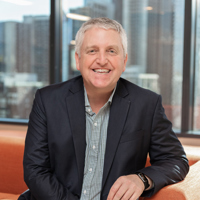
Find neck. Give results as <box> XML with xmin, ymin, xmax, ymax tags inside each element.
<box><xmin>85</xmin><ymin>86</ymin><xmax>115</xmax><ymax>114</ymax></box>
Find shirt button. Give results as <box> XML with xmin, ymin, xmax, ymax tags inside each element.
<box><xmin>83</xmin><ymin>190</ymin><xmax>87</xmax><ymax>194</ymax></box>
<box><xmin>88</xmin><ymin>108</ymin><xmax>91</xmax><ymax>112</ymax></box>
<box><xmin>89</xmin><ymin>168</ymin><xmax>93</xmax><ymax>172</ymax></box>
<box><xmin>94</xmin><ymin>122</ymin><xmax>97</xmax><ymax>126</ymax></box>
<box><xmin>92</xmin><ymin>145</ymin><xmax>96</xmax><ymax>149</ymax></box>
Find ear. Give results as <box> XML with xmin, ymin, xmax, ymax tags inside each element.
<box><xmin>75</xmin><ymin>52</ymin><xmax>80</xmax><ymax>71</ymax></box>
<box><xmin>122</xmin><ymin>54</ymin><xmax>128</xmax><ymax>72</ymax></box>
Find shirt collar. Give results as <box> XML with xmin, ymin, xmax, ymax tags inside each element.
<box><xmin>84</xmin><ymin>85</ymin><xmax>117</xmax><ymax>107</ymax></box>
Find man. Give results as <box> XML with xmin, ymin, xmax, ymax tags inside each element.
<box><xmin>19</xmin><ymin>17</ymin><xmax>189</xmax><ymax>200</ymax></box>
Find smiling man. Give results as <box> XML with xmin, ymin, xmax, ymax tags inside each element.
<box><xmin>19</xmin><ymin>18</ymin><xmax>189</xmax><ymax>200</ymax></box>
<box><xmin>75</xmin><ymin>26</ymin><xmax>127</xmax><ymax>114</ymax></box>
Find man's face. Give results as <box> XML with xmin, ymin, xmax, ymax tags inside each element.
<box><xmin>75</xmin><ymin>27</ymin><xmax>128</xmax><ymax>93</ymax></box>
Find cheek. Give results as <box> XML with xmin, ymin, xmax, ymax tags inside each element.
<box><xmin>109</xmin><ymin>57</ymin><xmax>125</xmax><ymax>70</ymax></box>
<box><xmin>84</xmin><ymin>57</ymin><xmax>97</xmax><ymax>68</ymax></box>
<box><xmin>116</xmin><ymin>61</ymin><xmax>126</xmax><ymax>73</ymax></box>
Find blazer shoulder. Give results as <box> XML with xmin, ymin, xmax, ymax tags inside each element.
<box><xmin>37</xmin><ymin>76</ymin><xmax>83</xmax><ymax>99</ymax></box>
<box><xmin>119</xmin><ymin>77</ymin><xmax>160</xmax><ymax>99</ymax></box>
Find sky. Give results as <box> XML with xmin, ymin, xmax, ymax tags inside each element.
<box><xmin>0</xmin><ymin>0</ymin><xmax>84</xmax><ymax>22</ymax></box>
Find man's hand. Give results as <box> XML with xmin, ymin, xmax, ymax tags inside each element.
<box><xmin>107</xmin><ymin>174</ymin><xmax>144</xmax><ymax>200</ymax></box>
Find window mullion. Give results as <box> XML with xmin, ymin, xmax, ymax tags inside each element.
<box><xmin>50</xmin><ymin>0</ymin><xmax>62</xmax><ymax>84</ymax></box>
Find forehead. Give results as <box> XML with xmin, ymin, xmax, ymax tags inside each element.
<box><xmin>82</xmin><ymin>27</ymin><xmax>122</xmax><ymax>46</ymax></box>
<box><xmin>84</xmin><ymin>27</ymin><xmax>120</xmax><ymax>36</ymax></box>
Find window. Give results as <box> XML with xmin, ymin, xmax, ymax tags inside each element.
<box><xmin>0</xmin><ymin>0</ymin><xmax>199</xmax><ymax>137</ymax></box>
<box><xmin>0</xmin><ymin>0</ymin><xmax>50</xmax><ymax>122</ymax></box>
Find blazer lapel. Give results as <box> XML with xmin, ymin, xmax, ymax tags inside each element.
<box><xmin>102</xmin><ymin>79</ymin><xmax>131</xmax><ymax>188</ymax></box>
<box><xmin>66</xmin><ymin>77</ymin><xmax>86</xmax><ymax>191</ymax></box>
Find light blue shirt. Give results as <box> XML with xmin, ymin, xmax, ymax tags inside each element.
<box><xmin>80</xmin><ymin>87</ymin><xmax>116</xmax><ymax>200</ymax></box>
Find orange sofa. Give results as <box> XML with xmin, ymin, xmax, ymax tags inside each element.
<box><xmin>0</xmin><ymin>129</ymin><xmax>200</xmax><ymax>200</ymax></box>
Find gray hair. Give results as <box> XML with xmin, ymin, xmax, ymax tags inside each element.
<box><xmin>75</xmin><ymin>17</ymin><xmax>127</xmax><ymax>58</ymax></box>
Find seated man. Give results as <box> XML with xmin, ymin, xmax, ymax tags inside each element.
<box><xmin>19</xmin><ymin>17</ymin><xmax>189</xmax><ymax>200</ymax></box>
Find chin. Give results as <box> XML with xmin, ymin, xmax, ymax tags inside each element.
<box><xmin>94</xmin><ymin>84</ymin><xmax>115</xmax><ymax>91</ymax></box>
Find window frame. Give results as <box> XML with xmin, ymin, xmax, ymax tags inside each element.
<box><xmin>179</xmin><ymin>0</ymin><xmax>200</xmax><ymax>138</ymax></box>
<box><xmin>50</xmin><ymin>0</ymin><xmax>63</xmax><ymax>84</ymax></box>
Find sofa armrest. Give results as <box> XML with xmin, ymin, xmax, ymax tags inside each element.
<box><xmin>143</xmin><ymin>160</ymin><xmax>200</xmax><ymax>200</ymax></box>
<box><xmin>0</xmin><ymin>131</ymin><xmax>28</xmax><ymax>194</ymax></box>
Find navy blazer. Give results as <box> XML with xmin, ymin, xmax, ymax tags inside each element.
<box><xmin>20</xmin><ymin>76</ymin><xmax>189</xmax><ymax>200</ymax></box>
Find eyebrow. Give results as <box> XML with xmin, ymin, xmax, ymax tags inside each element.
<box><xmin>107</xmin><ymin>45</ymin><xmax>120</xmax><ymax>50</ymax></box>
<box><xmin>85</xmin><ymin>45</ymin><xmax>120</xmax><ymax>51</ymax></box>
<box><xmin>84</xmin><ymin>45</ymin><xmax>98</xmax><ymax>51</ymax></box>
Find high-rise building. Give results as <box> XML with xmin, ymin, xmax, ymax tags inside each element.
<box><xmin>3</xmin><ymin>22</ymin><xmax>18</xmax><ymax>74</ymax></box>
<box><xmin>16</xmin><ymin>21</ymin><xmax>31</xmax><ymax>73</ymax></box>
<box><xmin>23</xmin><ymin>16</ymin><xmax>49</xmax><ymax>83</ymax></box>
<box><xmin>112</xmin><ymin>0</ymin><xmax>123</xmax><ymax>24</ymax></box>
<box><xmin>85</xmin><ymin>0</ymin><xmax>114</xmax><ymax>19</ymax></box>
<box><xmin>123</xmin><ymin>0</ymin><xmax>148</xmax><ymax>73</ymax></box>
<box><xmin>146</xmin><ymin>0</ymin><xmax>174</xmax><ymax>106</ymax></box>
<box><xmin>122</xmin><ymin>0</ymin><xmax>184</xmax><ymax>125</ymax></box>
<box><xmin>1</xmin><ymin>16</ymin><xmax>49</xmax><ymax>82</ymax></box>
<box><xmin>0</xmin><ymin>23</ymin><xmax>5</xmax><ymax>73</ymax></box>
<box><xmin>0</xmin><ymin>15</ymin><xmax>49</xmax><ymax>119</ymax></box>
<box><xmin>172</xmin><ymin>0</ymin><xmax>185</xmax><ymax>128</ymax></box>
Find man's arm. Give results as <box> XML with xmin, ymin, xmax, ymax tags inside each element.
<box><xmin>23</xmin><ymin>90</ymin><xmax>79</xmax><ymax>200</ymax></box>
<box><xmin>139</xmin><ymin>95</ymin><xmax>189</xmax><ymax>196</ymax></box>
<box><xmin>107</xmin><ymin>95</ymin><xmax>189</xmax><ymax>200</ymax></box>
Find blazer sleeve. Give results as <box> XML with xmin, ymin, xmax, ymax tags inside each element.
<box><xmin>139</xmin><ymin>95</ymin><xmax>189</xmax><ymax>197</ymax></box>
<box><xmin>23</xmin><ymin>89</ymin><xmax>79</xmax><ymax>200</ymax></box>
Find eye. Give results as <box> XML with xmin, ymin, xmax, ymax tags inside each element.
<box><xmin>108</xmin><ymin>49</ymin><xmax>117</xmax><ymax>54</ymax></box>
<box><xmin>87</xmin><ymin>49</ymin><xmax>97</xmax><ymax>54</ymax></box>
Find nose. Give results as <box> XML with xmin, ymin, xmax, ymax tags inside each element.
<box><xmin>96</xmin><ymin>51</ymin><xmax>108</xmax><ymax>66</ymax></box>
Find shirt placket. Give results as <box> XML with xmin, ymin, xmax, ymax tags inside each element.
<box><xmin>88</xmin><ymin>107</ymin><xmax>108</xmax><ymax>199</ymax></box>
<box><xmin>82</xmin><ymin>108</ymin><xmax>102</xmax><ymax>199</ymax></box>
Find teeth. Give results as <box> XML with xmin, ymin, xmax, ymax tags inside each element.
<box><xmin>94</xmin><ymin>69</ymin><xmax>110</xmax><ymax>73</ymax></box>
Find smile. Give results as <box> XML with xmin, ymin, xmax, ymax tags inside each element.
<box><xmin>93</xmin><ymin>69</ymin><xmax>110</xmax><ymax>73</ymax></box>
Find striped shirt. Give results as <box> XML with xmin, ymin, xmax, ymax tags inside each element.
<box><xmin>80</xmin><ymin>87</ymin><xmax>116</xmax><ymax>200</ymax></box>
